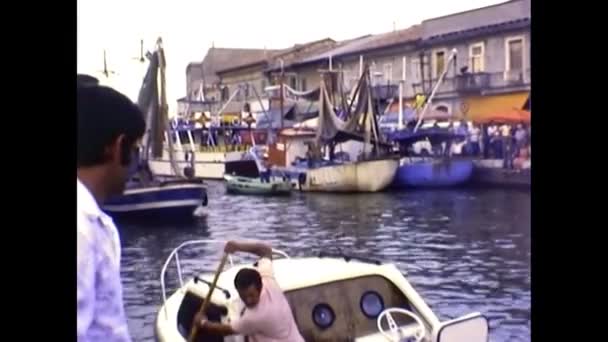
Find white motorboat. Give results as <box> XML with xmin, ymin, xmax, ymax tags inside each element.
<box><xmin>156</xmin><ymin>240</ymin><xmax>489</xmax><ymax>342</ymax></box>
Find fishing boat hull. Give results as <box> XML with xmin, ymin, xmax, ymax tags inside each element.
<box><xmin>224</xmin><ymin>174</ymin><xmax>292</xmax><ymax>196</ymax></box>
<box><xmin>103</xmin><ymin>182</ymin><xmax>208</xmax><ymax>221</ymax></box>
<box><xmin>393</xmin><ymin>158</ymin><xmax>473</xmax><ymax>188</ymax></box>
<box><xmin>299</xmin><ymin>158</ymin><xmax>399</xmax><ymax>192</ymax></box>
<box><xmin>148</xmin><ymin>150</ymin><xmax>247</xmax><ymax>180</ymax></box>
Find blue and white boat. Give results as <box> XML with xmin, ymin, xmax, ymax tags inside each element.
<box><xmin>103</xmin><ymin>177</ymin><xmax>208</xmax><ymax>220</ymax></box>
<box><xmin>103</xmin><ymin>179</ymin><xmax>207</xmax><ymax>221</ymax></box>
<box><xmin>101</xmin><ymin>39</ymin><xmax>209</xmax><ymax>222</ymax></box>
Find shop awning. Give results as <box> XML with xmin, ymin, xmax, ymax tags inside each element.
<box><xmin>475</xmin><ymin>109</ymin><xmax>530</xmax><ymax>124</ymax></box>
<box><xmin>462</xmin><ymin>92</ymin><xmax>529</xmax><ymax>122</ymax></box>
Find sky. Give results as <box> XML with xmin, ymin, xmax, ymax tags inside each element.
<box><xmin>77</xmin><ymin>0</ymin><xmax>505</xmax><ymax>113</ymax></box>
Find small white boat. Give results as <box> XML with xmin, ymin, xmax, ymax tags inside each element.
<box><xmin>156</xmin><ymin>240</ymin><xmax>489</xmax><ymax>342</ymax></box>
<box><xmin>224</xmin><ymin>174</ymin><xmax>293</xmax><ymax>196</ymax></box>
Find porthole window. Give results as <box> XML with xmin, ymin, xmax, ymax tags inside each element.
<box><xmin>360</xmin><ymin>291</ymin><xmax>385</xmax><ymax>318</ymax></box>
<box><xmin>312</xmin><ymin>303</ymin><xmax>335</xmax><ymax>330</ymax></box>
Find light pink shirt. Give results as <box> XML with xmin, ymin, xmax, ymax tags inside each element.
<box><xmin>231</xmin><ymin>258</ymin><xmax>304</xmax><ymax>342</ymax></box>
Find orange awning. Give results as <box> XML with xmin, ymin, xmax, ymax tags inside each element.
<box><xmin>475</xmin><ymin>109</ymin><xmax>530</xmax><ymax>124</ymax></box>
<box><xmin>462</xmin><ymin>92</ymin><xmax>529</xmax><ymax>122</ymax></box>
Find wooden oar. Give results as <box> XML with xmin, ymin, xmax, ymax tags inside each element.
<box><xmin>188</xmin><ymin>253</ymin><xmax>229</xmax><ymax>342</ymax></box>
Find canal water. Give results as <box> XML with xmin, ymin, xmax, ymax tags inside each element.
<box><xmin>119</xmin><ymin>181</ymin><xmax>531</xmax><ymax>341</ymax></box>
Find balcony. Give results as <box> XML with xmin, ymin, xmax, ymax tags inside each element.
<box><xmin>483</xmin><ymin>70</ymin><xmax>531</xmax><ymax>94</ymax></box>
<box><xmin>454</xmin><ymin>72</ymin><xmax>490</xmax><ymax>94</ymax></box>
<box><xmin>411</xmin><ymin>78</ymin><xmax>456</xmax><ymax>96</ymax></box>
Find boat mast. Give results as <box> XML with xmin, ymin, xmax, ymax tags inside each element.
<box><xmin>398</xmin><ymin>56</ymin><xmax>406</xmax><ymax>130</ymax></box>
<box><xmin>157</xmin><ymin>37</ymin><xmax>184</xmax><ymax>178</ymax></box>
<box><xmin>279</xmin><ymin>59</ymin><xmax>285</xmax><ymax>130</ymax></box>
<box><xmin>413</xmin><ymin>49</ymin><xmax>457</xmax><ymax>132</ymax></box>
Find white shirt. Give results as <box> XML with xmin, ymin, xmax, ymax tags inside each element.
<box><xmin>469</xmin><ymin>127</ymin><xmax>481</xmax><ymax>143</ymax></box>
<box><xmin>77</xmin><ymin>178</ymin><xmax>131</xmax><ymax>342</ymax></box>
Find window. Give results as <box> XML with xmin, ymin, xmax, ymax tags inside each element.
<box><xmin>505</xmin><ymin>37</ymin><xmax>524</xmax><ymax>71</ymax></box>
<box><xmin>469</xmin><ymin>42</ymin><xmax>485</xmax><ymax>73</ymax></box>
<box><xmin>260</xmin><ymin>79</ymin><xmax>267</xmax><ymax>93</ymax></box>
<box><xmin>433</xmin><ymin>50</ymin><xmax>447</xmax><ymax>78</ymax></box>
<box><xmin>312</xmin><ymin>303</ymin><xmax>335</xmax><ymax>330</ymax></box>
<box><xmin>383</xmin><ymin>63</ymin><xmax>393</xmax><ymax>84</ymax></box>
<box><xmin>301</xmin><ymin>78</ymin><xmax>307</xmax><ymax>91</ymax></box>
<box><xmin>290</xmin><ymin>76</ymin><xmax>297</xmax><ymax>90</ymax></box>
<box><xmin>243</xmin><ymin>84</ymin><xmax>250</xmax><ymax>99</ymax></box>
<box><xmin>506</xmin><ymin>37</ymin><xmax>524</xmax><ymax>71</ymax></box>
<box><xmin>360</xmin><ymin>291</ymin><xmax>385</xmax><ymax>319</ymax></box>
<box><xmin>221</xmin><ymin>86</ymin><xmax>229</xmax><ymax>102</ymax></box>
<box><xmin>370</xmin><ymin>61</ymin><xmax>378</xmax><ymax>84</ymax></box>
<box><xmin>411</xmin><ymin>58</ymin><xmax>421</xmax><ymax>83</ymax></box>
<box><xmin>505</xmin><ymin>36</ymin><xmax>526</xmax><ymax>82</ymax></box>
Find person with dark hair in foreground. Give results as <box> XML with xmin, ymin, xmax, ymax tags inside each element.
<box><xmin>195</xmin><ymin>240</ymin><xmax>304</xmax><ymax>341</ymax></box>
<box><xmin>77</xmin><ymin>79</ymin><xmax>146</xmax><ymax>342</ymax></box>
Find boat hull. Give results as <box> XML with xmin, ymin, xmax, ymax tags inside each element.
<box><xmin>103</xmin><ymin>183</ymin><xmax>208</xmax><ymax>221</ymax></box>
<box><xmin>300</xmin><ymin>158</ymin><xmax>399</xmax><ymax>192</ymax></box>
<box><xmin>393</xmin><ymin>158</ymin><xmax>473</xmax><ymax>188</ymax></box>
<box><xmin>148</xmin><ymin>150</ymin><xmax>246</xmax><ymax>179</ymax></box>
<box><xmin>224</xmin><ymin>175</ymin><xmax>292</xmax><ymax>196</ymax></box>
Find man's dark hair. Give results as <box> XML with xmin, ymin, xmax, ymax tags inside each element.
<box><xmin>77</xmin><ymin>84</ymin><xmax>146</xmax><ymax>167</ymax></box>
<box><xmin>77</xmin><ymin>74</ymin><xmax>100</xmax><ymax>87</ymax></box>
<box><xmin>234</xmin><ymin>268</ymin><xmax>262</xmax><ymax>291</ymax></box>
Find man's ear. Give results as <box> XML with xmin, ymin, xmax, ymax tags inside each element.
<box><xmin>105</xmin><ymin>134</ymin><xmax>126</xmax><ymax>165</ymax></box>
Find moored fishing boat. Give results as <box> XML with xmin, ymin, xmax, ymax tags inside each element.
<box><xmin>103</xmin><ymin>179</ymin><xmax>207</xmax><ymax>221</ymax></box>
<box><xmin>100</xmin><ymin>39</ymin><xmax>209</xmax><ymax>222</ymax></box>
<box><xmin>299</xmin><ymin>157</ymin><xmax>398</xmax><ymax>192</ymax></box>
<box><xmin>156</xmin><ymin>239</ymin><xmax>490</xmax><ymax>342</ymax></box>
<box><xmin>387</xmin><ymin>49</ymin><xmax>473</xmax><ymax>188</ymax></box>
<box><xmin>267</xmin><ymin>66</ymin><xmax>399</xmax><ymax>193</ymax></box>
<box><xmin>389</xmin><ymin>129</ymin><xmax>473</xmax><ymax>188</ymax></box>
<box><xmin>224</xmin><ymin>174</ymin><xmax>292</xmax><ymax>196</ymax></box>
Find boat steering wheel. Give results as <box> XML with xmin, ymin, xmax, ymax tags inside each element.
<box><xmin>377</xmin><ymin>308</ymin><xmax>426</xmax><ymax>342</ymax></box>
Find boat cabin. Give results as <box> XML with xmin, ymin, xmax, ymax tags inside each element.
<box><xmin>162</xmin><ymin>256</ymin><xmax>488</xmax><ymax>342</ymax></box>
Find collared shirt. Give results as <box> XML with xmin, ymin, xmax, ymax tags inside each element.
<box><xmin>231</xmin><ymin>258</ymin><xmax>304</xmax><ymax>342</ymax></box>
<box><xmin>77</xmin><ymin>179</ymin><xmax>131</xmax><ymax>342</ymax></box>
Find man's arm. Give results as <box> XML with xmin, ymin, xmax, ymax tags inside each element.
<box><xmin>199</xmin><ymin>321</ymin><xmax>236</xmax><ymax>336</ymax></box>
<box><xmin>225</xmin><ymin>240</ymin><xmax>272</xmax><ymax>259</ymax></box>
<box><xmin>198</xmin><ymin>314</ymin><xmax>257</xmax><ymax>337</ymax></box>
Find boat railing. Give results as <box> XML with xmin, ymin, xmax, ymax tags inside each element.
<box><xmin>160</xmin><ymin>239</ymin><xmax>290</xmax><ymax>318</ymax></box>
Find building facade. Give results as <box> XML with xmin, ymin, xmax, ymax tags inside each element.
<box><xmin>411</xmin><ymin>0</ymin><xmax>531</xmax><ymax>119</ymax></box>
<box><xmin>182</xmin><ymin>0</ymin><xmax>531</xmax><ymax>122</ymax></box>
<box><xmin>216</xmin><ymin>38</ymin><xmax>337</xmax><ymax>102</ymax></box>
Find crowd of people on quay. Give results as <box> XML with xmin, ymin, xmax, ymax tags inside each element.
<box><xmin>447</xmin><ymin>120</ymin><xmax>531</xmax><ymax>169</ymax></box>
<box><xmin>391</xmin><ymin>117</ymin><xmax>531</xmax><ymax>170</ymax></box>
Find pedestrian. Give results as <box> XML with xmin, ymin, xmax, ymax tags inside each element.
<box><xmin>514</xmin><ymin>123</ymin><xmax>528</xmax><ymax>151</ymax></box>
<box><xmin>77</xmin><ymin>77</ymin><xmax>146</xmax><ymax>342</ymax></box>
<box><xmin>468</xmin><ymin>122</ymin><xmax>481</xmax><ymax>157</ymax></box>
<box><xmin>487</xmin><ymin>122</ymin><xmax>500</xmax><ymax>158</ymax></box>
<box><xmin>500</xmin><ymin>124</ymin><xmax>513</xmax><ymax>168</ymax></box>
